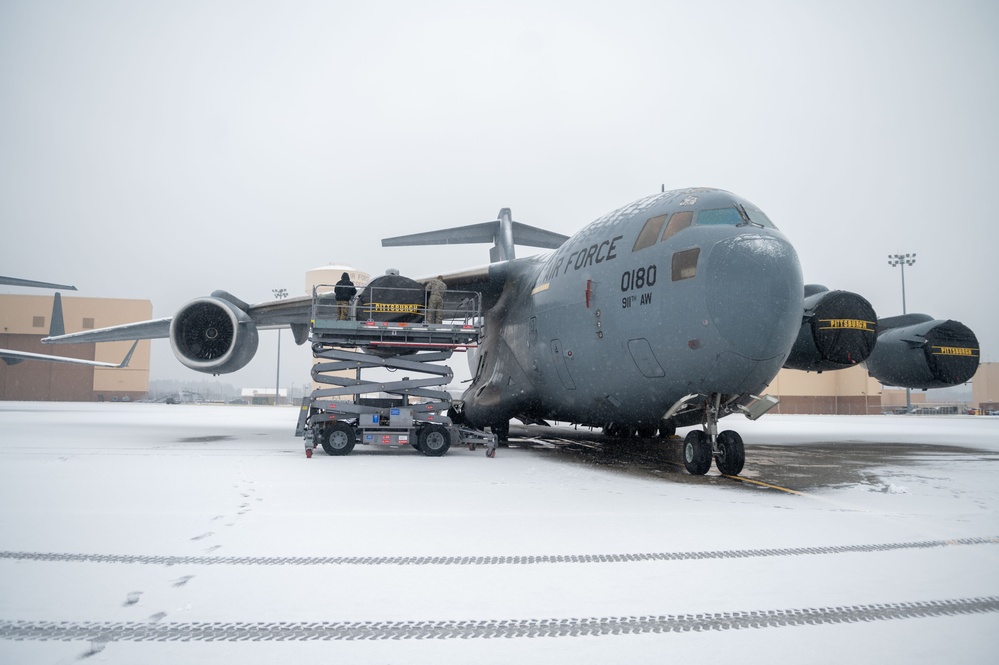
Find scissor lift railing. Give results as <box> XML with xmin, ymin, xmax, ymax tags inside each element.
<box><xmin>298</xmin><ymin>285</ymin><xmax>496</xmax><ymax>457</ymax></box>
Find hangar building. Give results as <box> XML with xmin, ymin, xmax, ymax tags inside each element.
<box><xmin>0</xmin><ymin>294</ymin><xmax>151</xmax><ymax>402</ymax></box>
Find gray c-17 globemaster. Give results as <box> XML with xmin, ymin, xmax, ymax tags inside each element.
<box><xmin>42</xmin><ymin>188</ymin><xmax>980</xmax><ymax>475</ymax></box>
<box><xmin>0</xmin><ymin>277</ymin><xmax>137</xmax><ymax>369</ymax></box>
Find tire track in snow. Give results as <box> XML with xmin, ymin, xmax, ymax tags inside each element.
<box><xmin>2</xmin><ymin>597</ymin><xmax>997</xmax><ymax>642</ymax></box>
<box><xmin>1</xmin><ymin>537</ymin><xmax>996</xmax><ymax>567</ymax></box>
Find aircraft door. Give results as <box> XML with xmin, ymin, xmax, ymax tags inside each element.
<box><xmin>627</xmin><ymin>338</ymin><xmax>666</xmax><ymax>378</ymax></box>
<box><xmin>550</xmin><ymin>339</ymin><xmax>576</xmax><ymax>390</ymax></box>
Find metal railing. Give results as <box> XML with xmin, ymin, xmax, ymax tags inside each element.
<box><xmin>311</xmin><ymin>284</ymin><xmax>482</xmax><ymax>326</ymax></box>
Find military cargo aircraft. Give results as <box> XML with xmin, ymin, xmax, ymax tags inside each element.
<box><xmin>0</xmin><ymin>279</ymin><xmax>137</xmax><ymax>369</ymax></box>
<box><xmin>41</xmin><ymin>188</ymin><xmax>980</xmax><ymax>474</ymax></box>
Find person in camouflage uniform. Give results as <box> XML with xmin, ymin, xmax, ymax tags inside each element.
<box><xmin>426</xmin><ymin>276</ymin><xmax>447</xmax><ymax>324</ymax></box>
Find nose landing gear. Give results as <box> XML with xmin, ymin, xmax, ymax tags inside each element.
<box><xmin>682</xmin><ymin>393</ymin><xmax>746</xmax><ymax>476</ymax></box>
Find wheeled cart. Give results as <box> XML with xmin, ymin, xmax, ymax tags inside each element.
<box><xmin>295</xmin><ymin>284</ymin><xmax>496</xmax><ymax>457</ymax></box>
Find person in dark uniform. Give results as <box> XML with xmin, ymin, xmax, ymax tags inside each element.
<box><xmin>334</xmin><ymin>272</ymin><xmax>356</xmax><ymax>321</ymax></box>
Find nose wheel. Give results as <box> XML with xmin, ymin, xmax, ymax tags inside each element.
<box><xmin>682</xmin><ymin>393</ymin><xmax>746</xmax><ymax>476</ymax></box>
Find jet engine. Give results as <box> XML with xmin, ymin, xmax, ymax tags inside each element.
<box><xmin>783</xmin><ymin>287</ymin><xmax>878</xmax><ymax>372</ymax></box>
<box><xmin>864</xmin><ymin>315</ymin><xmax>979</xmax><ymax>389</ymax></box>
<box><xmin>169</xmin><ymin>291</ymin><xmax>259</xmax><ymax>374</ymax></box>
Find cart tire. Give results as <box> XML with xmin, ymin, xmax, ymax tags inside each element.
<box><xmin>321</xmin><ymin>422</ymin><xmax>355</xmax><ymax>456</ymax></box>
<box><xmin>306</xmin><ymin>448</ymin><xmax>312</xmax><ymax>458</ymax></box>
<box><xmin>418</xmin><ymin>424</ymin><xmax>451</xmax><ymax>457</ymax></box>
<box><xmin>486</xmin><ymin>447</ymin><xmax>496</xmax><ymax>458</ymax></box>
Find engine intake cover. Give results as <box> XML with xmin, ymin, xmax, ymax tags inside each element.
<box><xmin>865</xmin><ymin>318</ymin><xmax>980</xmax><ymax>389</ymax></box>
<box><xmin>784</xmin><ymin>290</ymin><xmax>878</xmax><ymax>371</ymax></box>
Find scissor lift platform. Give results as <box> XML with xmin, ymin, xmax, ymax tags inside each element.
<box><xmin>297</xmin><ymin>285</ymin><xmax>497</xmax><ymax>458</ymax></box>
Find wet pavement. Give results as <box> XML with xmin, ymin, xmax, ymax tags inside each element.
<box><xmin>507</xmin><ymin>423</ymin><xmax>999</xmax><ymax>493</ymax></box>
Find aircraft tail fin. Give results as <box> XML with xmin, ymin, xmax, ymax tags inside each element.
<box><xmin>49</xmin><ymin>293</ymin><xmax>66</xmax><ymax>337</ymax></box>
<box><xmin>383</xmin><ymin>209</ymin><xmax>568</xmax><ymax>263</ymax></box>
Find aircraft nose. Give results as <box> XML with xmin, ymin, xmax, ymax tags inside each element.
<box><xmin>705</xmin><ymin>234</ymin><xmax>803</xmax><ymax>360</ymax></box>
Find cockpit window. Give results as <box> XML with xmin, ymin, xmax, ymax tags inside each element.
<box><xmin>696</xmin><ymin>206</ymin><xmax>777</xmax><ymax>229</ymax></box>
<box><xmin>696</xmin><ymin>208</ymin><xmax>744</xmax><ymax>226</ymax></box>
<box><xmin>745</xmin><ymin>208</ymin><xmax>777</xmax><ymax>228</ymax></box>
<box><xmin>632</xmin><ymin>214</ymin><xmax>667</xmax><ymax>252</ymax></box>
<box><xmin>660</xmin><ymin>211</ymin><xmax>693</xmax><ymax>242</ymax></box>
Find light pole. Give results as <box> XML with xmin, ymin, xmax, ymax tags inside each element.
<box><xmin>272</xmin><ymin>288</ymin><xmax>288</xmax><ymax>405</ymax></box>
<box><xmin>887</xmin><ymin>253</ymin><xmax>916</xmax><ymax>412</ymax></box>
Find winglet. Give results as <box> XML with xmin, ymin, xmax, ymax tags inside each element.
<box><xmin>117</xmin><ymin>340</ymin><xmax>139</xmax><ymax>368</ymax></box>
<box><xmin>49</xmin><ymin>293</ymin><xmax>66</xmax><ymax>337</ymax></box>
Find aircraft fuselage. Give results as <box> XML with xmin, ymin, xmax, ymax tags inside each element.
<box><xmin>462</xmin><ymin>188</ymin><xmax>804</xmax><ymax>432</ymax></box>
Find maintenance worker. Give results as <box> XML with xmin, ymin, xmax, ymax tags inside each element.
<box><xmin>426</xmin><ymin>275</ymin><xmax>447</xmax><ymax>324</ymax></box>
<box><xmin>334</xmin><ymin>272</ymin><xmax>357</xmax><ymax>321</ymax></box>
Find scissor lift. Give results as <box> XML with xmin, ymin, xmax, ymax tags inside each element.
<box><xmin>296</xmin><ymin>284</ymin><xmax>497</xmax><ymax>458</ymax></box>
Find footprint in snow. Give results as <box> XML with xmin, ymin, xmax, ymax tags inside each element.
<box><xmin>190</xmin><ymin>531</ymin><xmax>214</xmax><ymax>541</ymax></box>
<box><xmin>78</xmin><ymin>640</ymin><xmax>106</xmax><ymax>659</ymax></box>
<box><xmin>172</xmin><ymin>575</ymin><xmax>195</xmax><ymax>587</ymax></box>
<box><xmin>123</xmin><ymin>591</ymin><xmax>142</xmax><ymax>606</ymax></box>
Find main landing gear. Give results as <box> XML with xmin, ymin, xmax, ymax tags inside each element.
<box><xmin>682</xmin><ymin>394</ymin><xmax>746</xmax><ymax>476</ymax></box>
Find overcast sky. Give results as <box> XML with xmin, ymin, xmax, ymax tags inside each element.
<box><xmin>2</xmin><ymin>0</ymin><xmax>997</xmax><ymax>389</ymax></box>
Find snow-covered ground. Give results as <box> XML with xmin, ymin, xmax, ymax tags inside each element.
<box><xmin>1</xmin><ymin>403</ymin><xmax>997</xmax><ymax>664</ymax></box>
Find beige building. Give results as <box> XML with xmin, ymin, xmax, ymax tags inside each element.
<box><xmin>765</xmin><ymin>365</ymin><xmax>884</xmax><ymax>415</ymax></box>
<box><xmin>0</xmin><ymin>293</ymin><xmax>152</xmax><ymax>402</ymax></box>
<box><xmin>972</xmin><ymin>362</ymin><xmax>999</xmax><ymax>411</ymax></box>
<box><xmin>767</xmin><ymin>361</ymin><xmax>994</xmax><ymax>415</ymax></box>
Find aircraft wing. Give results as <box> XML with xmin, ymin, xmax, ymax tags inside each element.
<box><xmin>416</xmin><ymin>264</ymin><xmax>498</xmax><ymax>292</ymax></box>
<box><xmin>43</xmin><ymin>318</ymin><xmax>172</xmax><ymax>345</ymax></box>
<box><xmin>0</xmin><ymin>275</ymin><xmax>77</xmax><ymax>290</ymax></box>
<box><xmin>1</xmin><ymin>340</ymin><xmax>138</xmax><ymax>368</ymax></box>
<box><xmin>42</xmin><ymin>293</ymin><xmax>316</xmax><ymax>347</ymax></box>
<box><xmin>244</xmin><ymin>294</ymin><xmax>314</xmax><ymax>328</ymax></box>
<box><xmin>409</xmin><ymin>258</ymin><xmax>547</xmax><ymax>316</ymax></box>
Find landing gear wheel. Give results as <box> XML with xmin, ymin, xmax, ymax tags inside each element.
<box><xmin>683</xmin><ymin>430</ymin><xmax>712</xmax><ymax>475</ymax></box>
<box><xmin>493</xmin><ymin>420</ymin><xmax>510</xmax><ymax>445</ymax></box>
<box><xmin>715</xmin><ymin>430</ymin><xmax>745</xmax><ymax>476</ymax></box>
<box><xmin>418</xmin><ymin>424</ymin><xmax>451</xmax><ymax>457</ymax></box>
<box><xmin>447</xmin><ymin>405</ymin><xmax>466</xmax><ymax>425</ymax></box>
<box><xmin>604</xmin><ymin>423</ymin><xmax>634</xmax><ymax>438</ymax></box>
<box><xmin>321</xmin><ymin>422</ymin><xmax>355</xmax><ymax>456</ymax></box>
<box><xmin>637</xmin><ymin>424</ymin><xmax>658</xmax><ymax>439</ymax></box>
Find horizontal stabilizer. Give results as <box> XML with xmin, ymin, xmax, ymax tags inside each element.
<box><xmin>508</xmin><ymin>221</ymin><xmax>570</xmax><ymax>249</ymax></box>
<box><xmin>383</xmin><ymin>208</ymin><xmax>568</xmax><ymax>263</ymax></box>
<box><xmin>383</xmin><ymin>221</ymin><xmax>497</xmax><ymax>247</ymax></box>
<box><xmin>383</xmin><ymin>222</ymin><xmax>567</xmax><ymax>249</ymax></box>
